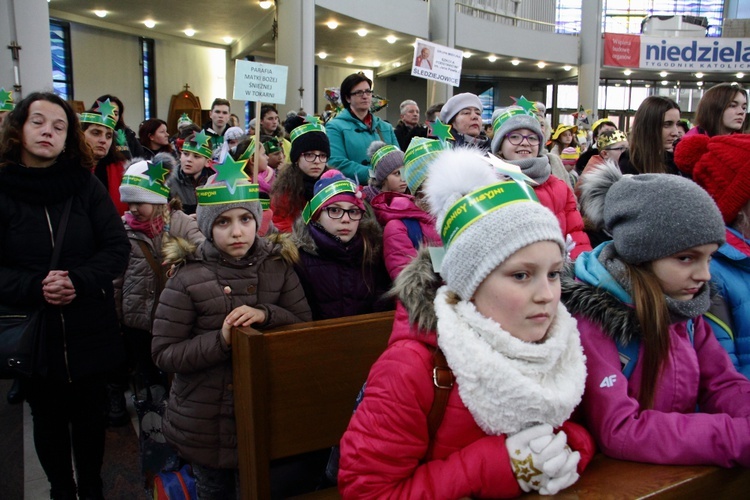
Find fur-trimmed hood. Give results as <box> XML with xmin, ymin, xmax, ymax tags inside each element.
<box><xmin>290</xmin><ymin>211</ymin><xmax>383</xmax><ymax>264</ymax></box>
<box><xmin>388</xmin><ymin>246</ymin><xmax>442</xmax><ymax>334</ymax></box>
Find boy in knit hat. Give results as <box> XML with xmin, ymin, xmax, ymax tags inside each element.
<box><xmin>339</xmin><ymin>148</ymin><xmax>594</xmax><ymax>498</ymax></box>
<box><xmin>363</xmin><ymin>141</ymin><xmax>407</xmax><ymax>202</ymax></box>
<box><xmin>167</xmin><ymin>130</ymin><xmax>215</xmax><ymax>215</ymax></box>
<box><xmin>564</xmin><ymin>161</ymin><xmax>750</xmax><ymax>467</ymax></box>
<box><xmin>152</xmin><ymin>164</ymin><xmax>311</xmax><ymax>497</ymax></box>
<box><xmin>674</xmin><ymin>132</ymin><xmax>750</xmax><ymax>378</ymax></box>
<box><xmin>263</xmin><ymin>136</ymin><xmax>286</xmax><ymax>170</ymax></box>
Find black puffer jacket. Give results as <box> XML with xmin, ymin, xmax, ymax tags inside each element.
<box><xmin>0</xmin><ymin>160</ymin><xmax>130</xmax><ymax>381</ymax></box>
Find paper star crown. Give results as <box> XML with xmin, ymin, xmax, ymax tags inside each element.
<box><xmin>0</xmin><ymin>88</ymin><xmax>14</xmax><ymax>112</ymax></box>
<box><xmin>80</xmin><ymin>98</ymin><xmax>117</xmax><ymax>130</ymax></box>
<box><xmin>491</xmin><ymin>106</ymin><xmax>536</xmax><ymax>137</ymax></box>
<box><xmin>301</xmin><ymin>178</ymin><xmax>358</xmax><ymax>224</ymax></box>
<box><xmin>120</xmin><ymin>160</ymin><xmax>171</xmax><ymax>200</ymax></box>
<box><xmin>183</xmin><ymin>130</ymin><xmax>213</xmax><ymax>159</ymax></box>
<box><xmin>290</xmin><ymin>119</ymin><xmax>326</xmax><ymax>144</ymax></box>
<box><xmin>263</xmin><ymin>137</ymin><xmax>282</xmax><ymax>155</ymax></box>
<box><xmin>196</xmin><ymin>158</ymin><xmax>259</xmax><ymax>206</ymax></box>
<box><xmin>238</xmin><ymin>137</ymin><xmax>257</xmax><ymax>162</ymax></box>
<box><xmin>177</xmin><ymin>113</ymin><xmax>193</xmax><ymax>128</ymax></box>
<box><xmin>596</xmin><ymin>129</ymin><xmax>628</xmax><ymax>151</ymax></box>
<box><xmin>402</xmin><ymin>137</ymin><xmax>447</xmax><ymax>194</ymax></box>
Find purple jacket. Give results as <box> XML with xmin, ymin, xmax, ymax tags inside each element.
<box><xmin>370</xmin><ymin>191</ymin><xmax>442</xmax><ymax>280</ymax></box>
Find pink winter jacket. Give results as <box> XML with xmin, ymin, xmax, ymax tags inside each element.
<box><xmin>577</xmin><ymin>314</ymin><xmax>750</xmax><ymax>467</ymax></box>
<box><xmin>534</xmin><ymin>175</ymin><xmax>592</xmax><ymax>260</ymax></box>
<box><xmin>370</xmin><ymin>191</ymin><xmax>442</xmax><ymax>280</ymax></box>
<box><xmin>338</xmin><ymin>304</ymin><xmax>595</xmax><ymax>499</ymax></box>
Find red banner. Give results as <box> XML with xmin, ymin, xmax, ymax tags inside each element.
<box><xmin>603</xmin><ymin>33</ymin><xmax>640</xmax><ymax>68</ymax></box>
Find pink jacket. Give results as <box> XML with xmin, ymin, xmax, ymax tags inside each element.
<box><xmin>577</xmin><ymin>314</ymin><xmax>750</xmax><ymax>467</ymax></box>
<box><xmin>338</xmin><ymin>303</ymin><xmax>595</xmax><ymax>499</ymax></box>
<box><xmin>534</xmin><ymin>175</ymin><xmax>592</xmax><ymax>260</ymax></box>
<box><xmin>370</xmin><ymin>191</ymin><xmax>442</xmax><ymax>280</ymax></box>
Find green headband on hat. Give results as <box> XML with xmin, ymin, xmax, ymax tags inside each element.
<box><xmin>183</xmin><ymin>130</ymin><xmax>214</xmax><ymax>159</ymax></box>
<box><xmin>238</xmin><ymin>137</ymin><xmax>257</xmax><ymax>162</ymax></box>
<box><xmin>301</xmin><ymin>179</ymin><xmax>357</xmax><ymax>224</ymax></box>
<box><xmin>371</xmin><ymin>145</ymin><xmax>400</xmax><ymax>170</ymax></box>
<box><xmin>290</xmin><ymin>122</ymin><xmax>326</xmax><ymax>144</ymax></box>
<box><xmin>403</xmin><ymin>137</ymin><xmax>446</xmax><ymax>193</ymax></box>
<box><xmin>492</xmin><ymin>107</ymin><xmax>535</xmax><ymax>136</ymax></box>
<box><xmin>80</xmin><ymin>98</ymin><xmax>117</xmax><ymax>130</ymax></box>
<box><xmin>264</xmin><ymin>137</ymin><xmax>282</xmax><ymax>154</ymax></box>
<box><xmin>196</xmin><ymin>182</ymin><xmax>260</xmax><ymax>205</ymax></box>
<box><xmin>120</xmin><ymin>161</ymin><xmax>170</xmax><ymax>198</ymax></box>
<box><xmin>0</xmin><ymin>88</ymin><xmax>14</xmax><ymax>112</ymax></box>
<box><xmin>440</xmin><ymin>180</ymin><xmax>539</xmax><ymax>249</ymax></box>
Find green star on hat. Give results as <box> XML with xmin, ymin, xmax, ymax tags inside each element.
<box><xmin>213</xmin><ymin>156</ymin><xmax>250</xmax><ymax>194</ymax></box>
<box><xmin>183</xmin><ymin>130</ymin><xmax>214</xmax><ymax>159</ymax></box>
<box><xmin>431</xmin><ymin>118</ymin><xmax>454</xmax><ymax>143</ymax></box>
<box><xmin>0</xmin><ymin>88</ymin><xmax>14</xmax><ymax>112</ymax></box>
<box><xmin>514</xmin><ymin>95</ymin><xmax>538</xmax><ymax>115</ymax></box>
<box><xmin>80</xmin><ymin>98</ymin><xmax>117</xmax><ymax>130</ymax></box>
<box><xmin>146</xmin><ymin>161</ymin><xmax>170</xmax><ymax>186</ymax></box>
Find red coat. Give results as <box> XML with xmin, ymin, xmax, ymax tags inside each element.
<box><xmin>338</xmin><ymin>304</ymin><xmax>596</xmax><ymax>499</ymax></box>
<box><xmin>269</xmin><ymin>192</ymin><xmax>300</xmax><ymax>233</ymax></box>
<box><xmin>534</xmin><ymin>174</ymin><xmax>591</xmax><ymax>260</ymax></box>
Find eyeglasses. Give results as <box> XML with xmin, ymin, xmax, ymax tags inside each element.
<box><xmin>605</xmin><ymin>146</ymin><xmax>628</xmax><ymax>152</ymax></box>
<box><xmin>301</xmin><ymin>152</ymin><xmax>328</xmax><ymax>163</ymax></box>
<box><xmin>505</xmin><ymin>133</ymin><xmax>541</xmax><ymax>146</ymax></box>
<box><xmin>350</xmin><ymin>89</ymin><xmax>374</xmax><ymax>98</ymax></box>
<box><xmin>324</xmin><ymin>206</ymin><xmax>364</xmax><ymax>220</ymax></box>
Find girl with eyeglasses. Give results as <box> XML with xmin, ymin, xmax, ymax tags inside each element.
<box><xmin>491</xmin><ymin>106</ymin><xmax>592</xmax><ymax>260</ymax></box>
<box><xmin>291</xmin><ymin>171</ymin><xmax>392</xmax><ymax>320</ymax></box>
<box><xmin>270</xmin><ymin>120</ymin><xmax>332</xmax><ymax>233</ymax></box>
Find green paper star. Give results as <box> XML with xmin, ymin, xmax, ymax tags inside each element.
<box><xmin>515</xmin><ymin>95</ymin><xmax>537</xmax><ymax>115</ymax></box>
<box><xmin>305</xmin><ymin>115</ymin><xmax>322</xmax><ymax>125</ymax></box>
<box><xmin>0</xmin><ymin>88</ymin><xmax>12</xmax><ymax>105</ymax></box>
<box><xmin>193</xmin><ymin>130</ymin><xmax>211</xmax><ymax>148</ymax></box>
<box><xmin>179</xmin><ymin>112</ymin><xmax>190</xmax><ymax>120</ymax></box>
<box><xmin>213</xmin><ymin>156</ymin><xmax>249</xmax><ymax>193</ymax></box>
<box><xmin>431</xmin><ymin>119</ymin><xmax>454</xmax><ymax>142</ymax></box>
<box><xmin>146</xmin><ymin>161</ymin><xmax>169</xmax><ymax>186</ymax></box>
<box><xmin>96</xmin><ymin>98</ymin><xmax>117</xmax><ymax>119</ymax></box>
<box><xmin>115</xmin><ymin>129</ymin><xmax>127</xmax><ymax>147</ymax></box>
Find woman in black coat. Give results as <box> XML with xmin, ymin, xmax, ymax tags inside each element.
<box><xmin>0</xmin><ymin>92</ymin><xmax>129</xmax><ymax>500</ymax></box>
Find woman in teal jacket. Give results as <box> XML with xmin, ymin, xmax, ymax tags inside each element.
<box><xmin>326</xmin><ymin>73</ymin><xmax>398</xmax><ymax>185</ymax></box>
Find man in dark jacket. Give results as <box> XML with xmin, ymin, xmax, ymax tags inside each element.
<box><xmin>394</xmin><ymin>99</ymin><xmax>427</xmax><ymax>151</ymax></box>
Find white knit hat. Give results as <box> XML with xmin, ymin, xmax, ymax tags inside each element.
<box><xmin>425</xmin><ymin>148</ymin><xmax>565</xmax><ymax>300</ymax></box>
<box><xmin>439</xmin><ymin>93</ymin><xmax>483</xmax><ymax>124</ymax></box>
<box><xmin>119</xmin><ymin>157</ymin><xmax>170</xmax><ymax>205</ymax></box>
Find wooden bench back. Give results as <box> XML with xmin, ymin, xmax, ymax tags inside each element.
<box><xmin>232</xmin><ymin>311</ymin><xmax>394</xmax><ymax>500</ymax></box>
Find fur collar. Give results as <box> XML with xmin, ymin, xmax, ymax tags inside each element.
<box><xmin>389</xmin><ymin>247</ymin><xmax>442</xmax><ymax>332</ymax></box>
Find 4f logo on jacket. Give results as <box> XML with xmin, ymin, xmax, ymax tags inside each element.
<box><xmin>600</xmin><ymin>374</ymin><xmax>617</xmax><ymax>388</ymax></box>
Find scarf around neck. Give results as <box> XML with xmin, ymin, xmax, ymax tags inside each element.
<box><xmin>507</xmin><ymin>156</ymin><xmax>551</xmax><ymax>185</ymax></box>
<box><xmin>434</xmin><ymin>286</ymin><xmax>586</xmax><ymax>435</ymax></box>
<box><xmin>125</xmin><ymin>212</ymin><xmax>164</xmax><ymax>239</ymax></box>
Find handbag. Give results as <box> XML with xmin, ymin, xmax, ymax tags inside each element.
<box><xmin>0</xmin><ymin>198</ymin><xmax>72</xmax><ymax>378</ymax></box>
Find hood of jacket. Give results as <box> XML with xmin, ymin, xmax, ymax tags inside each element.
<box><xmin>370</xmin><ymin>191</ymin><xmax>434</xmax><ymax>227</ymax></box>
<box><xmin>388</xmin><ymin>246</ymin><xmax>442</xmax><ymax>337</ymax></box>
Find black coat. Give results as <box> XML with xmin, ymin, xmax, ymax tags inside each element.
<box><xmin>0</xmin><ymin>160</ymin><xmax>130</xmax><ymax>381</ymax></box>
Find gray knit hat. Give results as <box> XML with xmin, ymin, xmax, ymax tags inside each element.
<box><xmin>196</xmin><ymin>171</ymin><xmax>263</xmax><ymax>240</ymax></box>
<box><xmin>439</xmin><ymin>93</ymin><xmax>483</xmax><ymax>125</ymax></box>
<box><xmin>425</xmin><ymin>148</ymin><xmax>565</xmax><ymax>300</ymax></box>
<box><xmin>491</xmin><ymin>106</ymin><xmax>544</xmax><ymax>155</ymax></box>
<box><xmin>367</xmin><ymin>141</ymin><xmax>405</xmax><ymax>187</ymax></box>
<box><xmin>604</xmin><ymin>172</ymin><xmax>725</xmax><ymax>264</ymax></box>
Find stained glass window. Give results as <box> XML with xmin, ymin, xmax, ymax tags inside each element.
<box><xmin>50</xmin><ymin>20</ymin><xmax>72</xmax><ymax>100</ymax></box>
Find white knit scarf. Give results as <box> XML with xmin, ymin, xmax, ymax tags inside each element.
<box><xmin>434</xmin><ymin>286</ymin><xmax>587</xmax><ymax>435</ymax></box>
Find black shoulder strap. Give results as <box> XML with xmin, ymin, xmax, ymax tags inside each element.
<box><xmin>48</xmin><ymin>198</ymin><xmax>73</xmax><ymax>269</ymax></box>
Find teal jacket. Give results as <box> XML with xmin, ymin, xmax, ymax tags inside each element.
<box><xmin>326</xmin><ymin>109</ymin><xmax>399</xmax><ymax>185</ymax></box>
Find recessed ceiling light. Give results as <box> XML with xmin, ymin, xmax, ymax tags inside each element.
<box><xmin>695</xmin><ymin>72</ymin><xmax>704</xmax><ymax>78</ymax></box>
<box><xmin>94</xmin><ymin>10</ymin><xmax>107</xmax><ymax>18</ymax></box>
<box><xmin>737</xmin><ymin>72</ymin><xmax>745</xmax><ymax>79</ymax></box>
<box><xmin>563</xmin><ymin>65</ymin><xmax>572</xmax><ymax>71</ymax></box>
<box><xmin>223</xmin><ymin>37</ymin><xmax>233</xmax><ymax>44</ymax></box>
<box><xmin>537</xmin><ymin>61</ymin><xmax>546</xmax><ymax>68</ymax></box>
<box><xmin>345</xmin><ymin>56</ymin><xmax>354</xmax><ymax>64</ymax></box>
<box><xmin>386</xmin><ymin>35</ymin><xmax>397</xmax><ymax>44</ymax></box>
<box><xmin>373</xmin><ymin>61</ymin><xmax>381</xmax><ymax>67</ymax></box>
<box><xmin>623</xmin><ymin>69</ymin><xmax>632</xmax><ymax>76</ymax></box>
<box><xmin>259</xmin><ymin>1</ymin><xmax>273</xmax><ymax>9</ymax></box>
<box><xmin>615</xmin><ymin>83</ymin><xmax>621</xmax><ymax>87</ymax></box>
<box><xmin>488</xmin><ymin>55</ymin><xmax>497</xmax><ymax>62</ymax></box>
<box><xmin>184</xmin><ymin>29</ymin><xmax>195</xmax><ymax>37</ymax></box>
<box><xmin>697</xmin><ymin>81</ymin><xmax>704</xmax><ymax>87</ymax></box>
<box><xmin>661</xmin><ymin>80</ymin><xmax>669</xmax><ymax>85</ymax></box>
<box><xmin>318</xmin><ymin>52</ymin><xmax>327</xmax><ymax>59</ymax></box>
<box><xmin>463</xmin><ymin>52</ymin><xmax>472</xmax><ymax>58</ymax></box>
<box><xmin>659</xmin><ymin>71</ymin><xmax>668</xmax><ymax>77</ymax></box>
<box><xmin>356</xmin><ymin>28</ymin><xmax>368</xmax><ymax>37</ymax></box>
<box><xmin>626</xmin><ymin>79</ymin><xmax>632</xmax><ymax>84</ymax></box>
<box><xmin>511</xmin><ymin>59</ymin><xmax>520</xmax><ymax>66</ymax></box>
<box><xmin>645</xmin><ymin>84</ymin><xmax>651</xmax><ymax>88</ymax></box>
<box><xmin>144</xmin><ymin>20</ymin><xmax>156</xmax><ymax>28</ymax></box>
<box><xmin>393</xmin><ymin>62</ymin><xmax>402</xmax><ymax>68</ymax></box>
<box><xmin>327</xmin><ymin>21</ymin><xmax>339</xmax><ymax>30</ymax></box>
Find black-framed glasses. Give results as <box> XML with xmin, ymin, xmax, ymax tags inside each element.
<box><xmin>350</xmin><ymin>89</ymin><xmax>374</xmax><ymax>98</ymax></box>
<box><xmin>324</xmin><ymin>206</ymin><xmax>364</xmax><ymax>220</ymax></box>
<box><xmin>505</xmin><ymin>133</ymin><xmax>541</xmax><ymax>146</ymax></box>
<box><xmin>301</xmin><ymin>152</ymin><xmax>328</xmax><ymax>163</ymax></box>
<box><xmin>605</xmin><ymin>146</ymin><xmax>628</xmax><ymax>152</ymax></box>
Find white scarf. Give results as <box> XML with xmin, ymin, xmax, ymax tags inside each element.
<box><xmin>434</xmin><ymin>286</ymin><xmax>586</xmax><ymax>435</ymax></box>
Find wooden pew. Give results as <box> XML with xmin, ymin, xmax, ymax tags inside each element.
<box><xmin>232</xmin><ymin>311</ymin><xmax>394</xmax><ymax>500</ymax></box>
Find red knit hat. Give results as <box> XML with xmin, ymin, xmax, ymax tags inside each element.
<box><xmin>676</xmin><ymin>133</ymin><xmax>750</xmax><ymax>224</ymax></box>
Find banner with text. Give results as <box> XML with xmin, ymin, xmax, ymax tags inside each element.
<box><xmin>411</xmin><ymin>39</ymin><xmax>464</xmax><ymax>87</ymax></box>
<box><xmin>233</xmin><ymin>60</ymin><xmax>288</xmax><ymax>104</ymax></box>
<box><xmin>603</xmin><ymin>33</ymin><xmax>750</xmax><ymax>72</ymax></box>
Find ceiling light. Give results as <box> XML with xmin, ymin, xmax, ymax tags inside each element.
<box><xmin>345</xmin><ymin>56</ymin><xmax>354</xmax><ymax>64</ymax></box>
<box><xmin>695</xmin><ymin>72</ymin><xmax>704</xmax><ymax>79</ymax></box>
<box><xmin>393</xmin><ymin>62</ymin><xmax>402</xmax><ymax>68</ymax></box>
<box><xmin>511</xmin><ymin>59</ymin><xmax>520</xmax><ymax>66</ymax></box>
<box><xmin>223</xmin><ymin>37</ymin><xmax>233</xmax><ymax>44</ymax></box>
<box><xmin>386</xmin><ymin>35</ymin><xmax>397</xmax><ymax>44</ymax></box>
<box><xmin>626</xmin><ymin>79</ymin><xmax>632</xmax><ymax>84</ymax></box>
<box><xmin>373</xmin><ymin>61</ymin><xmax>381</xmax><ymax>67</ymax></box>
<box><xmin>563</xmin><ymin>65</ymin><xmax>572</xmax><ymax>71</ymax></box>
<box><xmin>318</xmin><ymin>52</ymin><xmax>327</xmax><ymax>59</ymax></box>
<box><xmin>259</xmin><ymin>1</ymin><xmax>273</xmax><ymax>9</ymax></box>
<box><xmin>488</xmin><ymin>55</ymin><xmax>497</xmax><ymax>62</ymax></box>
<box><xmin>144</xmin><ymin>20</ymin><xmax>156</xmax><ymax>28</ymax></box>
<box><xmin>94</xmin><ymin>10</ymin><xmax>107</xmax><ymax>18</ymax></box>
<box><xmin>738</xmin><ymin>72</ymin><xmax>745</xmax><ymax>79</ymax></box>
<box><xmin>537</xmin><ymin>61</ymin><xmax>546</xmax><ymax>68</ymax></box>
<box><xmin>462</xmin><ymin>52</ymin><xmax>472</xmax><ymax>58</ymax></box>
<box><xmin>697</xmin><ymin>81</ymin><xmax>704</xmax><ymax>87</ymax></box>
<box><xmin>184</xmin><ymin>29</ymin><xmax>195</xmax><ymax>37</ymax></box>
<box><xmin>645</xmin><ymin>84</ymin><xmax>651</xmax><ymax>88</ymax></box>
<box><xmin>623</xmin><ymin>69</ymin><xmax>632</xmax><ymax>76</ymax></box>
<box><xmin>356</xmin><ymin>28</ymin><xmax>368</xmax><ymax>37</ymax></box>
<box><xmin>661</xmin><ymin>80</ymin><xmax>669</xmax><ymax>85</ymax></box>
<box><xmin>659</xmin><ymin>71</ymin><xmax>668</xmax><ymax>77</ymax></box>
<box><xmin>615</xmin><ymin>83</ymin><xmax>621</xmax><ymax>87</ymax></box>
<box><xmin>326</xmin><ymin>21</ymin><xmax>339</xmax><ymax>30</ymax></box>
